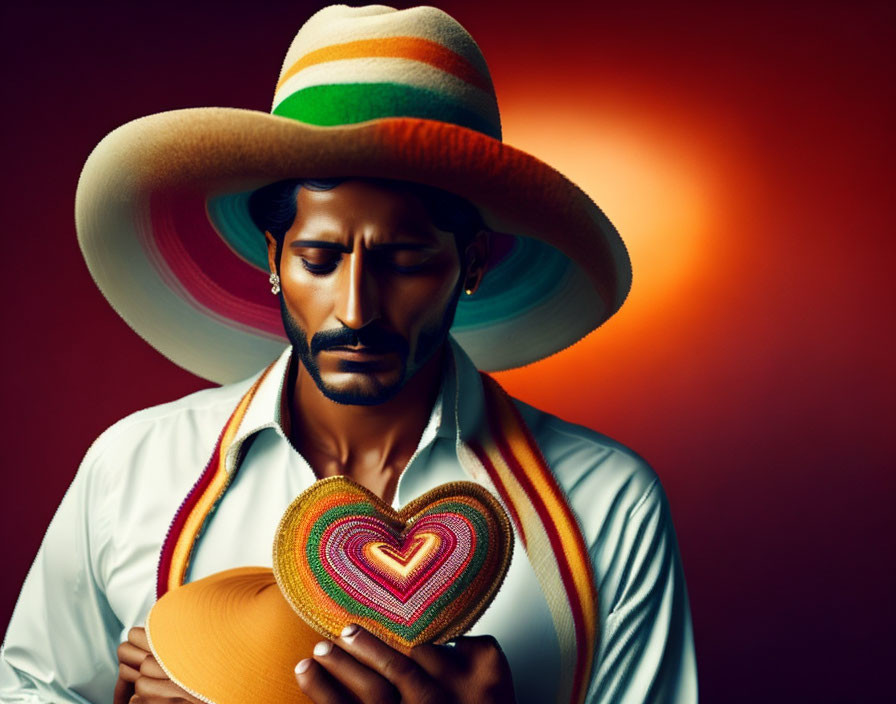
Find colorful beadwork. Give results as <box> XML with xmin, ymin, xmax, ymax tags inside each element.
<box><xmin>273</xmin><ymin>477</ymin><xmax>513</xmax><ymax>653</ymax></box>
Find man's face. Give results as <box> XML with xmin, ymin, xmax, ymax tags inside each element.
<box><xmin>267</xmin><ymin>179</ymin><xmax>466</xmax><ymax>405</ymax></box>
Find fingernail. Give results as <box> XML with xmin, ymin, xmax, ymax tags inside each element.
<box><xmin>313</xmin><ymin>641</ymin><xmax>333</xmax><ymax>657</ymax></box>
<box><xmin>340</xmin><ymin>624</ymin><xmax>360</xmax><ymax>640</ymax></box>
<box><xmin>295</xmin><ymin>659</ymin><xmax>312</xmax><ymax>674</ymax></box>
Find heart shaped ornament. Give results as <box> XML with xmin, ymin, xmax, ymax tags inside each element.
<box><xmin>273</xmin><ymin>477</ymin><xmax>514</xmax><ymax>653</ymax></box>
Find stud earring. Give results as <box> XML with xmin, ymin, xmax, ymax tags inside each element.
<box><xmin>269</xmin><ymin>272</ymin><xmax>280</xmax><ymax>295</ymax></box>
<box><xmin>464</xmin><ymin>287</ymin><xmax>474</xmax><ymax>295</ymax></box>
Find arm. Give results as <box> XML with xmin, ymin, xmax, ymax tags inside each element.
<box><xmin>0</xmin><ymin>440</ymin><xmax>122</xmax><ymax>703</ymax></box>
<box><xmin>588</xmin><ymin>479</ymin><xmax>698</xmax><ymax>704</ymax></box>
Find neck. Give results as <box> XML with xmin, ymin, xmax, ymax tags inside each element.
<box><xmin>283</xmin><ymin>345</ymin><xmax>447</xmax><ymax>502</ymax></box>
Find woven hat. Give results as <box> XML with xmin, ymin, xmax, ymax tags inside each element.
<box><xmin>76</xmin><ymin>4</ymin><xmax>631</xmax><ymax>384</ymax></box>
<box><xmin>146</xmin><ymin>567</ymin><xmax>318</xmax><ymax>703</ymax></box>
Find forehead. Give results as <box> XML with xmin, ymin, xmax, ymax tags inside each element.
<box><xmin>290</xmin><ymin>179</ymin><xmax>447</xmax><ymax>242</ymax></box>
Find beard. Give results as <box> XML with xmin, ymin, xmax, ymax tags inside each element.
<box><xmin>278</xmin><ymin>278</ymin><xmax>462</xmax><ymax>406</ymax></box>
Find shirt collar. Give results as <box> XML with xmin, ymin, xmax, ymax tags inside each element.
<box><xmin>227</xmin><ymin>337</ymin><xmax>486</xmax><ymax>469</ymax></box>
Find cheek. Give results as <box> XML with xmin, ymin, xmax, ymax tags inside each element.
<box><xmin>393</xmin><ymin>268</ymin><xmax>461</xmax><ymax>335</ymax></box>
<box><xmin>279</xmin><ymin>266</ymin><xmax>330</xmax><ymax>330</ymax></box>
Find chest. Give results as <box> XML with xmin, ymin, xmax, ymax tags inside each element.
<box><xmin>105</xmin><ymin>428</ymin><xmax>563</xmax><ymax>704</ymax></box>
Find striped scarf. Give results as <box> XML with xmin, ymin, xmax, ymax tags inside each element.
<box><xmin>157</xmin><ymin>365</ymin><xmax>598</xmax><ymax>704</ymax></box>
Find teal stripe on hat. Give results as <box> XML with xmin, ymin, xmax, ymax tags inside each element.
<box><xmin>453</xmin><ymin>238</ymin><xmax>573</xmax><ymax>331</ymax></box>
<box><xmin>272</xmin><ymin>83</ymin><xmax>501</xmax><ymax>140</ymax></box>
<box><xmin>207</xmin><ymin>192</ymin><xmax>269</xmax><ymax>271</ymax></box>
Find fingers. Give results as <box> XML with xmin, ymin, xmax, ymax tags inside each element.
<box><xmin>112</xmin><ymin>675</ymin><xmax>134</xmax><ymax>704</ymax></box>
<box><xmin>305</xmin><ymin>639</ymin><xmax>399</xmax><ymax>704</ymax></box>
<box><xmin>295</xmin><ymin>656</ymin><xmax>359</xmax><ymax>704</ymax></box>
<box><xmin>452</xmin><ymin>634</ymin><xmax>504</xmax><ymax>663</ymax></box>
<box><xmin>452</xmin><ymin>635</ymin><xmax>516</xmax><ymax>701</ymax></box>
<box><xmin>294</xmin><ymin>625</ymin><xmax>512</xmax><ymax>704</ymax></box>
<box><xmin>118</xmin><ymin>641</ymin><xmax>149</xmax><ymax>674</ymax></box>
<box><xmin>132</xmin><ymin>672</ymin><xmax>200</xmax><ymax>702</ymax></box>
<box><xmin>138</xmin><ymin>654</ymin><xmax>169</xmax><ymax>680</ymax></box>
<box><xmin>117</xmin><ymin>626</ymin><xmax>152</xmax><ymax>695</ymax></box>
<box><xmin>408</xmin><ymin>642</ymin><xmax>460</xmax><ymax>682</ymax></box>
<box><xmin>331</xmin><ymin>625</ymin><xmax>446</xmax><ymax>704</ymax></box>
<box><xmin>128</xmin><ymin>626</ymin><xmax>151</xmax><ymax>652</ymax></box>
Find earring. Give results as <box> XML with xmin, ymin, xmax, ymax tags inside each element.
<box><xmin>269</xmin><ymin>272</ymin><xmax>280</xmax><ymax>295</ymax></box>
<box><xmin>464</xmin><ymin>287</ymin><xmax>474</xmax><ymax>295</ymax></box>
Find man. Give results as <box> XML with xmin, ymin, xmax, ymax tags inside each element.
<box><xmin>0</xmin><ymin>5</ymin><xmax>696</xmax><ymax>703</ymax></box>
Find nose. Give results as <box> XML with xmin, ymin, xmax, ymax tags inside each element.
<box><xmin>335</xmin><ymin>248</ymin><xmax>380</xmax><ymax>330</ymax></box>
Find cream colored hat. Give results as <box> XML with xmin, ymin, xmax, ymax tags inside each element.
<box><xmin>76</xmin><ymin>4</ymin><xmax>631</xmax><ymax>383</ymax></box>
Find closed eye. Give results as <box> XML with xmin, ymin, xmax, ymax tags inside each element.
<box><xmin>372</xmin><ymin>246</ymin><xmax>437</xmax><ymax>274</ymax></box>
<box><xmin>296</xmin><ymin>249</ymin><xmax>341</xmax><ymax>275</ymax></box>
<box><xmin>302</xmin><ymin>258</ymin><xmax>339</xmax><ymax>275</ymax></box>
<box><xmin>291</xmin><ymin>242</ymin><xmax>439</xmax><ymax>276</ymax></box>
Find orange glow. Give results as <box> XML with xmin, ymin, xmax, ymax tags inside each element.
<box><xmin>501</xmin><ymin>99</ymin><xmax>714</xmax><ymax>315</ymax></box>
<box><xmin>493</xmin><ymin>93</ymin><xmax>737</xmax><ymax>426</ymax></box>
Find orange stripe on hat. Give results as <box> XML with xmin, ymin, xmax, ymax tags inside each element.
<box><xmin>276</xmin><ymin>36</ymin><xmax>492</xmax><ymax>93</ymax></box>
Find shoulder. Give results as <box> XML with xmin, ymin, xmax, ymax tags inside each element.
<box><xmin>510</xmin><ymin>397</ymin><xmax>665</xmax><ymax>544</ymax></box>
<box><xmin>512</xmin><ymin>398</ymin><xmax>658</xmax><ymax>502</ymax></box>
<box><xmin>82</xmin><ymin>376</ymin><xmax>255</xmax><ymax>482</ymax></box>
<box><xmin>510</xmin><ymin>398</ymin><xmax>686</xmax><ymax>619</ymax></box>
<box><xmin>69</xmin><ymin>377</ymin><xmax>257</xmax><ymax>567</ymax></box>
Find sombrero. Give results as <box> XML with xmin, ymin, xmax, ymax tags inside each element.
<box><xmin>75</xmin><ymin>4</ymin><xmax>631</xmax><ymax>384</ymax></box>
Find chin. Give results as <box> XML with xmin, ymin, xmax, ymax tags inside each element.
<box><xmin>315</xmin><ymin>368</ymin><xmax>407</xmax><ymax>406</ymax></box>
<box><xmin>317</xmin><ymin>379</ymin><xmax>404</xmax><ymax>406</ymax></box>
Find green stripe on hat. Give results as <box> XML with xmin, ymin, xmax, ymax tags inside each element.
<box><xmin>272</xmin><ymin>83</ymin><xmax>501</xmax><ymax>139</ymax></box>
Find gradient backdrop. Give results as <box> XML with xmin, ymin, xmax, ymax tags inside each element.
<box><xmin>1</xmin><ymin>1</ymin><xmax>893</xmax><ymax>701</ymax></box>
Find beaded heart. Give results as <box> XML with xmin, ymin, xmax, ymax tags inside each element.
<box><xmin>273</xmin><ymin>477</ymin><xmax>514</xmax><ymax>653</ymax></box>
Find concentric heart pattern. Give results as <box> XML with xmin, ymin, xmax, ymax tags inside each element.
<box><xmin>273</xmin><ymin>477</ymin><xmax>514</xmax><ymax>652</ymax></box>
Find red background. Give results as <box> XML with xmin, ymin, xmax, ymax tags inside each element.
<box><xmin>1</xmin><ymin>1</ymin><xmax>893</xmax><ymax>701</ymax></box>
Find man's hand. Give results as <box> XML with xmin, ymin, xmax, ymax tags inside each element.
<box><xmin>295</xmin><ymin>624</ymin><xmax>517</xmax><ymax>704</ymax></box>
<box><xmin>113</xmin><ymin>627</ymin><xmax>204</xmax><ymax>704</ymax></box>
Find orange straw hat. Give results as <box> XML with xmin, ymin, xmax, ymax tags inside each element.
<box><xmin>146</xmin><ymin>568</ymin><xmax>319</xmax><ymax>704</ymax></box>
<box><xmin>75</xmin><ymin>3</ymin><xmax>631</xmax><ymax>384</ymax></box>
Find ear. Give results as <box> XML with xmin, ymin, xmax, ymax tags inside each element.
<box><xmin>264</xmin><ymin>231</ymin><xmax>279</xmax><ymax>275</ymax></box>
<box><xmin>462</xmin><ymin>229</ymin><xmax>491</xmax><ymax>295</ymax></box>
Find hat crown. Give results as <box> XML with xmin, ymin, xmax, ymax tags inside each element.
<box><xmin>271</xmin><ymin>4</ymin><xmax>502</xmax><ymax>139</ymax></box>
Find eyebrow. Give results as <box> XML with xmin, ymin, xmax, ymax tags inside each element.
<box><xmin>290</xmin><ymin>240</ymin><xmax>350</xmax><ymax>252</ymax></box>
<box><xmin>289</xmin><ymin>240</ymin><xmax>437</xmax><ymax>252</ymax></box>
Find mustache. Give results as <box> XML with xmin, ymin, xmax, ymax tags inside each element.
<box><xmin>310</xmin><ymin>324</ymin><xmax>409</xmax><ymax>357</ymax></box>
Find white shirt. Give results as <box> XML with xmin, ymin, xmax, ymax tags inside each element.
<box><xmin>0</xmin><ymin>339</ymin><xmax>697</xmax><ymax>703</ymax></box>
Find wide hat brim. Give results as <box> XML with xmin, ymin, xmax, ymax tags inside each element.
<box><xmin>146</xmin><ymin>567</ymin><xmax>318</xmax><ymax>704</ymax></box>
<box><xmin>76</xmin><ymin>109</ymin><xmax>631</xmax><ymax>383</ymax></box>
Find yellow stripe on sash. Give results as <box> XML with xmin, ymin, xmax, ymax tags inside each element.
<box><xmin>466</xmin><ymin>375</ymin><xmax>598</xmax><ymax>704</ymax></box>
<box><xmin>489</xmin><ymin>386</ymin><xmax>598</xmax><ymax>661</ymax></box>
<box><xmin>164</xmin><ymin>365</ymin><xmax>273</xmax><ymax>593</ymax></box>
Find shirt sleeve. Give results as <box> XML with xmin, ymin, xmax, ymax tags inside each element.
<box><xmin>587</xmin><ymin>479</ymin><xmax>698</xmax><ymax>704</ymax></box>
<box><xmin>0</xmin><ymin>437</ymin><xmax>123</xmax><ymax>703</ymax></box>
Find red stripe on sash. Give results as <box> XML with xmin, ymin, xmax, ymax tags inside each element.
<box><xmin>468</xmin><ymin>439</ymin><xmax>528</xmax><ymax>549</ymax></box>
<box><xmin>480</xmin><ymin>374</ymin><xmax>596</xmax><ymax>704</ymax></box>
<box><xmin>156</xmin><ymin>421</ymin><xmax>228</xmax><ymax>598</ymax></box>
<box><xmin>156</xmin><ymin>362</ymin><xmax>276</xmax><ymax>598</ymax></box>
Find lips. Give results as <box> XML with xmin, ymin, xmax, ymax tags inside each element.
<box><xmin>326</xmin><ymin>346</ymin><xmax>396</xmax><ymax>359</ymax></box>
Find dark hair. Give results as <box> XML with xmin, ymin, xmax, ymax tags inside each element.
<box><xmin>248</xmin><ymin>177</ymin><xmax>485</xmax><ymax>266</ymax></box>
